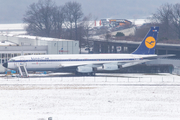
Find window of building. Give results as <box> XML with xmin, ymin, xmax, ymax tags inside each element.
<box><xmin>2</xmin><ymin>54</ymin><xmax>7</xmax><ymax>59</ymax></box>
<box><xmin>8</xmin><ymin>54</ymin><xmax>11</xmax><ymax>58</ymax></box>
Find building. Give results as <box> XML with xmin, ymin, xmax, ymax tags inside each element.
<box><xmin>100</xmin><ymin>19</ymin><xmax>132</xmax><ymax>28</ymax></box>
<box><xmin>0</xmin><ymin>34</ymin><xmax>79</xmax><ymax>73</ymax></box>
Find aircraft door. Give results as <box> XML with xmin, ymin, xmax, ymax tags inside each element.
<box><xmin>20</xmin><ymin>57</ymin><xmax>27</xmax><ymax>67</ymax></box>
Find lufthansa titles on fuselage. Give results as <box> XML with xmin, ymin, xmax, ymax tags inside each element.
<box><xmin>31</xmin><ymin>57</ymin><xmax>49</xmax><ymax>60</ymax></box>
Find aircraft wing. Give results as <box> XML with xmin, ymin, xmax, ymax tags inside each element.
<box><xmin>58</xmin><ymin>59</ymin><xmax>150</xmax><ymax>69</ymax></box>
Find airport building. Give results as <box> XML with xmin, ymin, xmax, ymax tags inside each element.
<box><xmin>0</xmin><ymin>34</ymin><xmax>79</xmax><ymax>73</ymax></box>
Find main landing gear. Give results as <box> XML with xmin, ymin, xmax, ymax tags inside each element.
<box><xmin>75</xmin><ymin>72</ymin><xmax>96</xmax><ymax>76</ymax></box>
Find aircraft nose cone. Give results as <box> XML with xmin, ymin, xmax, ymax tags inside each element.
<box><xmin>3</xmin><ymin>62</ymin><xmax>8</xmax><ymax>68</ymax></box>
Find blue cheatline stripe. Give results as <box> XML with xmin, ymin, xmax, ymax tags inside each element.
<box><xmin>9</xmin><ymin>58</ymin><xmax>139</xmax><ymax>62</ymax></box>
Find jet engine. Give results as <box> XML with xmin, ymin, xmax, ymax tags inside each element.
<box><xmin>103</xmin><ymin>64</ymin><xmax>120</xmax><ymax>70</ymax></box>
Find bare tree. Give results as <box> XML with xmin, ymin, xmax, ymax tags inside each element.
<box><xmin>63</xmin><ymin>1</ymin><xmax>83</xmax><ymax>40</ymax></box>
<box><xmin>63</xmin><ymin>2</ymin><xmax>74</xmax><ymax>39</ymax></box>
<box><xmin>23</xmin><ymin>0</ymin><xmax>58</xmax><ymax>37</ymax></box>
<box><xmin>81</xmin><ymin>14</ymin><xmax>97</xmax><ymax>44</ymax></box>
<box><xmin>52</xmin><ymin>6</ymin><xmax>65</xmax><ymax>38</ymax></box>
<box><xmin>150</xmin><ymin>3</ymin><xmax>173</xmax><ymax>39</ymax></box>
<box><xmin>23</xmin><ymin>0</ymin><xmax>84</xmax><ymax>40</ymax></box>
<box><xmin>105</xmin><ymin>31</ymin><xmax>111</xmax><ymax>41</ymax></box>
<box><xmin>171</xmin><ymin>3</ymin><xmax>180</xmax><ymax>39</ymax></box>
<box><xmin>149</xmin><ymin>3</ymin><xmax>180</xmax><ymax>40</ymax></box>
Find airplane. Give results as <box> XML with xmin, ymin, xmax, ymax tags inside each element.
<box><xmin>2</xmin><ymin>26</ymin><xmax>171</xmax><ymax>76</ymax></box>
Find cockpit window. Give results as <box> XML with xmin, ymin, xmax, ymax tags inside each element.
<box><xmin>9</xmin><ymin>59</ymin><xmax>15</xmax><ymax>62</ymax></box>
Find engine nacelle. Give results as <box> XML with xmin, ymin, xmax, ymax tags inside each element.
<box><xmin>103</xmin><ymin>64</ymin><xmax>120</xmax><ymax>70</ymax></box>
<box><xmin>77</xmin><ymin>66</ymin><xmax>93</xmax><ymax>73</ymax></box>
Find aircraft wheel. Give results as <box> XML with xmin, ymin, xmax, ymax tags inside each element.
<box><xmin>87</xmin><ymin>73</ymin><xmax>91</xmax><ymax>76</ymax></box>
<box><xmin>75</xmin><ymin>72</ymin><xmax>80</xmax><ymax>76</ymax></box>
<box><xmin>91</xmin><ymin>72</ymin><xmax>96</xmax><ymax>76</ymax></box>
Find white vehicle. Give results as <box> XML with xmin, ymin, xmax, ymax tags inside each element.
<box><xmin>3</xmin><ymin>27</ymin><xmax>167</xmax><ymax>76</ymax></box>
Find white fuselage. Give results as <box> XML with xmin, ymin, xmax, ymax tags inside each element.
<box><xmin>7</xmin><ymin>54</ymin><xmax>157</xmax><ymax>72</ymax></box>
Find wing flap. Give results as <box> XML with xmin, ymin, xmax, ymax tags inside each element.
<box><xmin>121</xmin><ymin>60</ymin><xmax>150</xmax><ymax>68</ymax></box>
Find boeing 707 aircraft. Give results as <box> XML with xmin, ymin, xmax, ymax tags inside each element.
<box><xmin>3</xmin><ymin>26</ymin><xmax>166</xmax><ymax>76</ymax></box>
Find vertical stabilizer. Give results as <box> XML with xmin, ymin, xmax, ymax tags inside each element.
<box><xmin>132</xmin><ymin>26</ymin><xmax>159</xmax><ymax>54</ymax></box>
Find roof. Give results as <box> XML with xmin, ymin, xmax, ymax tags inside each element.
<box><xmin>0</xmin><ymin>40</ymin><xmax>17</xmax><ymax>46</ymax></box>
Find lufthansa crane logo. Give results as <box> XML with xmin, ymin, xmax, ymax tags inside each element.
<box><xmin>145</xmin><ymin>37</ymin><xmax>156</xmax><ymax>49</ymax></box>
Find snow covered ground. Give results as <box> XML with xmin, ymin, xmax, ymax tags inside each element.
<box><xmin>0</xmin><ymin>73</ymin><xmax>180</xmax><ymax>120</ymax></box>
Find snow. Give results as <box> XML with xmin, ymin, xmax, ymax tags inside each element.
<box><xmin>0</xmin><ymin>23</ymin><xmax>27</xmax><ymax>35</ymax></box>
<box><xmin>0</xmin><ymin>73</ymin><xmax>180</xmax><ymax>120</ymax></box>
<box><xmin>0</xmin><ymin>23</ymin><xmax>26</xmax><ymax>31</ymax></box>
<box><xmin>0</xmin><ymin>41</ymin><xmax>17</xmax><ymax>46</ymax></box>
<box><xmin>128</xmin><ymin>19</ymin><xmax>150</xmax><ymax>26</ymax></box>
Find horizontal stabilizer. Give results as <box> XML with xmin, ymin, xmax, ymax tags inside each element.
<box><xmin>157</xmin><ymin>54</ymin><xmax>175</xmax><ymax>58</ymax></box>
<box><xmin>143</xmin><ymin>54</ymin><xmax>175</xmax><ymax>60</ymax></box>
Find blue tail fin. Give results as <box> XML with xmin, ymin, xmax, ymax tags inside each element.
<box><xmin>132</xmin><ymin>26</ymin><xmax>159</xmax><ymax>55</ymax></box>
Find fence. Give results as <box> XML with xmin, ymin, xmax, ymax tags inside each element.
<box><xmin>1</xmin><ymin>75</ymin><xmax>180</xmax><ymax>84</ymax></box>
<box><xmin>173</xmin><ymin>67</ymin><xmax>180</xmax><ymax>75</ymax></box>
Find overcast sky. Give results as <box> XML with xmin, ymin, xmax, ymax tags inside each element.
<box><xmin>0</xmin><ymin>0</ymin><xmax>180</xmax><ymax>23</ymax></box>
